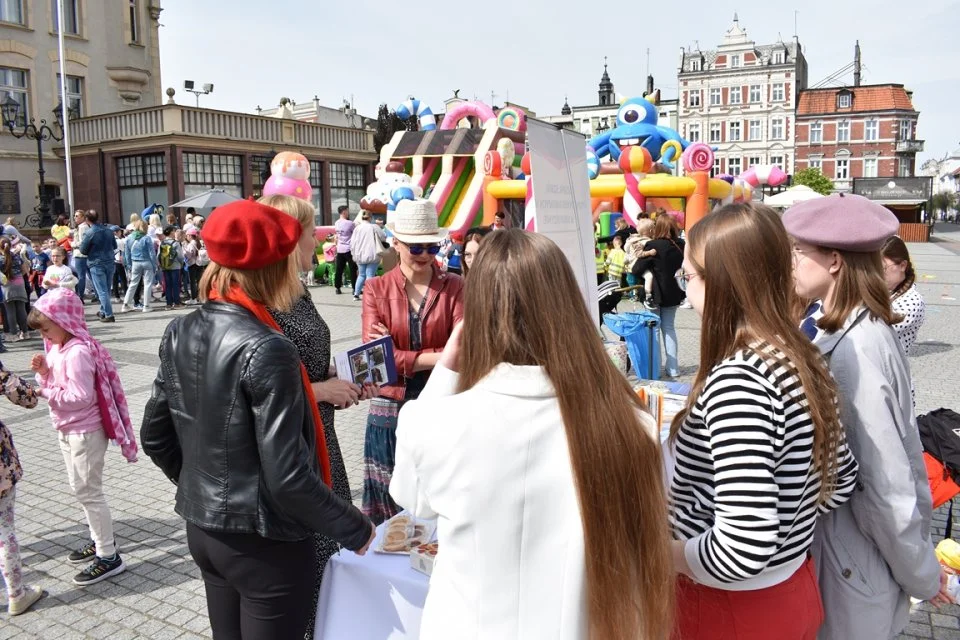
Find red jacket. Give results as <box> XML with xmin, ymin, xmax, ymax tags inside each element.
<box><xmin>361</xmin><ymin>265</ymin><xmax>464</xmax><ymax>402</ymax></box>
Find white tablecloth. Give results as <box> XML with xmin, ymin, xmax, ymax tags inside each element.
<box><xmin>314</xmin><ymin>522</ymin><xmax>429</xmax><ymax>639</ymax></box>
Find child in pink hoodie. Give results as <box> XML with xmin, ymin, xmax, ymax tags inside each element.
<box><xmin>27</xmin><ymin>287</ymin><xmax>137</xmax><ymax>587</ymax></box>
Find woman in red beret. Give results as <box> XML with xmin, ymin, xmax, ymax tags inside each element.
<box><xmin>784</xmin><ymin>194</ymin><xmax>950</xmax><ymax>639</ymax></box>
<box><xmin>361</xmin><ymin>198</ymin><xmax>464</xmax><ymax>524</ymax></box>
<box><xmin>140</xmin><ymin>199</ymin><xmax>375</xmax><ymax>640</ymax></box>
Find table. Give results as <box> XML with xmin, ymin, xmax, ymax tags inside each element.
<box><xmin>314</xmin><ymin>522</ymin><xmax>429</xmax><ymax>639</ymax></box>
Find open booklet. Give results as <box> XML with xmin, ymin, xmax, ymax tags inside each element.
<box><xmin>333</xmin><ymin>336</ymin><xmax>398</xmax><ymax>387</ymax></box>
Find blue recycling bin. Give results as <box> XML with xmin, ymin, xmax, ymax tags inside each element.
<box><xmin>603</xmin><ymin>311</ymin><xmax>661</xmax><ymax>380</ymax></box>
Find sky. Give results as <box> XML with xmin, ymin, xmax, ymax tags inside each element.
<box><xmin>158</xmin><ymin>0</ymin><xmax>960</xmax><ymax>166</ymax></box>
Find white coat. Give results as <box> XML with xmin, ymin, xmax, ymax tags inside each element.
<box><xmin>391</xmin><ymin>363</ymin><xmax>655</xmax><ymax>639</ymax></box>
<box><xmin>811</xmin><ymin>307</ymin><xmax>941</xmax><ymax>639</ymax></box>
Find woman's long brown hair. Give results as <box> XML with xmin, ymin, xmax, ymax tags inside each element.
<box><xmin>0</xmin><ymin>239</ymin><xmax>12</xmax><ymax>279</ymax></box>
<box><xmin>817</xmin><ymin>248</ymin><xmax>898</xmax><ymax>332</ymax></box>
<box><xmin>672</xmin><ymin>203</ymin><xmax>844</xmax><ymax>505</ymax></box>
<box><xmin>458</xmin><ymin>230</ymin><xmax>673</xmax><ymax>639</ymax></box>
<box><xmin>881</xmin><ymin>235</ymin><xmax>916</xmax><ymax>299</ymax></box>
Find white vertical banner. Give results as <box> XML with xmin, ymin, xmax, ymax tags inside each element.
<box><xmin>56</xmin><ymin>0</ymin><xmax>74</xmax><ymax>213</ymax></box>
<box><xmin>526</xmin><ymin>119</ymin><xmax>598</xmax><ymax>327</ymax></box>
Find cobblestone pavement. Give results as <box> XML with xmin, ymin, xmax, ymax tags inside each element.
<box><xmin>0</xmin><ymin>225</ymin><xmax>958</xmax><ymax>638</ymax></box>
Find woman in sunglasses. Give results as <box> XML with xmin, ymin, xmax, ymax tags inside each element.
<box><xmin>360</xmin><ymin>199</ymin><xmax>464</xmax><ymax>523</ymax></box>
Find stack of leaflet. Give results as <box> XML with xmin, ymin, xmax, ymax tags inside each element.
<box><xmin>635</xmin><ymin>380</ymin><xmax>691</xmax><ymax>443</ymax></box>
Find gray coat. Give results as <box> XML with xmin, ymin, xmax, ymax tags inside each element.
<box><xmin>811</xmin><ymin>307</ymin><xmax>940</xmax><ymax>639</ymax></box>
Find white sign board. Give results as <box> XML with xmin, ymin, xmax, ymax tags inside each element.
<box><xmin>526</xmin><ymin>119</ymin><xmax>599</xmax><ymax>327</ymax></box>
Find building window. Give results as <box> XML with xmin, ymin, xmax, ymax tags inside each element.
<box><xmin>309</xmin><ymin>160</ymin><xmax>323</xmax><ymax>224</ymax></box>
<box><xmin>772</xmin><ymin>83</ymin><xmax>785</xmax><ymax>102</ymax></box>
<box><xmin>774</xmin><ymin>50</ymin><xmax>784</xmax><ymax>64</ymax></box>
<box><xmin>0</xmin><ymin>67</ymin><xmax>28</xmax><ymax>127</ymax></box>
<box><xmin>183</xmin><ymin>153</ymin><xmax>243</xmax><ymax>198</ymax></box>
<box><xmin>0</xmin><ymin>0</ymin><xmax>23</xmax><ymax>24</ymax></box>
<box><xmin>729</xmin><ymin>87</ymin><xmax>742</xmax><ymax>105</ymax></box>
<box><xmin>709</xmin><ymin>122</ymin><xmax>721</xmax><ymax>143</ymax></box>
<box><xmin>747</xmin><ymin>156</ymin><xmax>762</xmax><ymax>168</ymax></box>
<box><xmin>688</xmin><ymin>91</ymin><xmax>701</xmax><ymax>108</ymax></box>
<box><xmin>836</xmin><ymin>158</ymin><xmax>849</xmax><ymax>180</ymax></box>
<box><xmin>865</xmin><ymin>119</ymin><xmax>878</xmax><ymax>142</ymax></box>
<box><xmin>580</xmin><ymin>119</ymin><xmax>590</xmax><ymax>135</ymax></box>
<box><xmin>838</xmin><ymin>93</ymin><xmax>851</xmax><ymax>108</ymax></box>
<box><xmin>770</xmin><ymin>155</ymin><xmax>784</xmax><ymax>168</ymax></box>
<box><xmin>731</xmin><ymin>54</ymin><xmax>741</xmax><ymax>68</ymax></box>
<box><xmin>810</xmin><ymin>121</ymin><xmax>822</xmax><ymax>143</ymax></box>
<box><xmin>56</xmin><ymin>74</ymin><xmax>83</xmax><ymax>118</ymax></box>
<box><xmin>770</xmin><ymin>118</ymin><xmax>784</xmax><ymax>140</ymax></box>
<box><xmin>749</xmin><ymin>85</ymin><xmax>761</xmax><ymax>103</ymax></box>
<box><xmin>728</xmin><ymin>157</ymin><xmax>742</xmax><ymax>176</ymax></box>
<box><xmin>687</xmin><ymin>123</ymin><xmax>701</xmax><ymax>142</ymax></box>
<box><xmin>729</xmin><ymin>120</ymin><xmax>741</xmax><ymax>141</ymax></box>
<box><xmin>129</xmin><ymin>0</ymin><xmax>140</xmax><ymax>42</ymax></box>
<box><xmin>863</xmin><ymin>157</ymin><xmax>878</xmax><ymax>178</ymax></box>
<box><xmin>691</xmin><ymin>58</ymin><xmax>701</xmax><ymax>72</ymax></box>
<box><xmin>712</xmin><ymin>156</ymin><xmax>722</xmax><ymax>177</ymax></box>
<box><xmin>898</xmin><ymin>119</ymin><xmax>912</xmax><ymax>140</ymax></box>
<box><xmin>710</xmin><ymin>88</ymin><xmax>721</xmax><ymax>106</ymax></box>
<box><xmin>837</xmin><ymin>120</ymin><xmax>850</xmax><ymax>143</ymax></box>
<box><xmin>330</xmin><ymin>162</ymin><xmax>366</xmax><ymax>220</ymax></box>
<box><xmin>898</xmin><ymin>160</ymin><xmax>911</xmax><ymax>177</ymax></box>
<box><xmin>52</xmin><ymin>0</ymin><xmax>79</xmax><ymax>34</ymax></box>
<box><xmin>809</xmin><ymin>157</ymin><xmax>822</xmax><ymax>171</ymax></box>
<box><xmin>117</xmin><ymin>154</ymin><xmax>167</xmax><ymax>224</ymax></box>
<box><xmin>749</xmin><ymin>119</ymin><xmax>762</xmax><ymax>141</ymax></box>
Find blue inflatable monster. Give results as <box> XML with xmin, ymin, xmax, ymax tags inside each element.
<box><xmin>587</xmin><ymin>96</ymin><xmax>691</xmax><ymax>171</ymax></box>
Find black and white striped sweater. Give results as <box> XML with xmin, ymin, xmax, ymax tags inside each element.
<box><xmin>668</xmin><ymin>347</ymin><xmax>859</xmax><ymax>590</ymax></box>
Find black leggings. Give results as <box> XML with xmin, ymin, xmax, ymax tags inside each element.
<box><xmin>334</xmin><ymin>251</ymin><xmax>357</xmax><ymax>290</ymax></box>
<box><xmin>4</xmin><ymin>300</ymin><xmax>27</xmax><ymax>334</ymax></box>
<box><xmin>186</xmin><ymin>523</ymin><xmax>315</xmax><ymax>640</ymax></box>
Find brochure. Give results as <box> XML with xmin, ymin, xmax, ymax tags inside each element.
<box><xmin>334</xmin><ymin>336</ymin><xmax>397</xmax><ymax>387</ymax></box>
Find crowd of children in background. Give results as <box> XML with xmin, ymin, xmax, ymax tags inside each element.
<box><xmin>0</xmin><ymin>208</ymin><xmax>210</xmax><ymax>352</ymax></box>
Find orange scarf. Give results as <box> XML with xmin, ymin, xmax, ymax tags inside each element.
<box><xmin>208</xmin><ymin>285</ymin><xmax>332</xmax><ymax>487</ymax></box>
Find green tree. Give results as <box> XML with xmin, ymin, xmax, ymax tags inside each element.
<box><xmin>373</xmin><ymin>104</ymin><xmax>415</xmax><ymax>154</ymax></box>
<box><xmin>931</xmin><ymin>191</ymin><xmax>958</xmax><ymax>217</ymax></box>
<box><xmin>792</xmin><ymin>167</ymin><xmax>835</xmax><ymax>195</ymax></box>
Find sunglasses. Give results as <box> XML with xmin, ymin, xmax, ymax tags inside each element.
<box><xmin>399</xmin><ymin>241</ymin><xmax>440</xmax><ymax>256</ymax></box>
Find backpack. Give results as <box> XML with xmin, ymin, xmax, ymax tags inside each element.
<box><xmin>158</xmin><ymin>241</ymin><xmax>175</xmax><ymax>271</ymax></box>
<box><xmin>917</xmin><ymin>408</ymin><xmax>960</xmax><ymax>535</ymax></box>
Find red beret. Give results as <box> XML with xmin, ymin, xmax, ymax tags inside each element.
<box><xmin>782</xmin><ymin>193</ymin><xmax>900</xmax><ymax>253</ymax></box>
<box><xmin>200</xmin><ymin>200</ymin><xmax>301</xmax><ymax>270</ymax></box>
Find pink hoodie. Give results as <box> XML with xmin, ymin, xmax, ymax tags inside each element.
<box><xmin>36</xmin><ymin>338</ymin><xmax>101</xmax><ymax>434</ymax></box>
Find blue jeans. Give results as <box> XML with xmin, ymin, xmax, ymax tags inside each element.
<box><xmin>354</xmin><ymin>262</ymin><xmax>379</xmax><ymax>296</ymax></box>
<box><xmin>657</xmin><ymin>305</ymin><xmax>679</xmax><ymax>377</ymax></box>
<box><xmin>88</xmin><ymin>262</ymin><xmax>115</xmax><ymax>318</ymax></box>
<box><xmin>163</xmin><ymin>269</ymin><xmax>181</xmax><ymax>306</ymax></box>
<box><xmin>74</xmin><ymin>256</ymin><xmax>89</xmax><ymax>302</ymax></box>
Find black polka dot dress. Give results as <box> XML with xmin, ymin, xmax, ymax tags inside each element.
<box><xmin>270</xmin><ymin>289</ymin><xmax>351</xmax><ymax>640</ymax></box>
<box><xmin>891</xmin><ymin>284</ymin><xmax>925</xmax><ymax>355</ymax></box>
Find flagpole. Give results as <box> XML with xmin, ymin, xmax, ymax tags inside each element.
<box><xmin>56</xmin><ymin>0</ymin><xmax>74</xmax><ymax>215</ymax></box>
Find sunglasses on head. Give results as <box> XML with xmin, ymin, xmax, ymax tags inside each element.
<box><xmin>400</xmin><ymin>241</ymin><xmax>440</xmax><ymax>256</ymax></box>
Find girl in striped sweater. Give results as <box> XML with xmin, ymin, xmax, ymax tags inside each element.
<box><xmin>667</xmin><ymin>203</ymin><xmax>859</xmax><ymax>640</ymax></box>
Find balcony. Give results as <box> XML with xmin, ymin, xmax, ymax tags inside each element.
<box><xmin>896</xmin><ymin>139</ymin><xmax>925</xmax><ymax>154</ymax></box>
<box><xmin>63</xmin><ymin>104</ymin><xmax>374</xmax><ymax>154</ymax></box>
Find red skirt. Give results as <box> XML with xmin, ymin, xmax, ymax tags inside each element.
<box><xmin>674</xmin><ymin>556</ymin><xmax>823</xmax><ymax>640</ymax></box>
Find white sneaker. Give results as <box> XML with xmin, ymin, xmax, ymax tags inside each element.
<box><xmin>119</xmin><ymin>305</ymin><xmax>130</xmax><ymax>314</ymax></box>
<box><xmin>8</xmin><ymin>585</ymin><xmax>44</xmax><ymax>615</ymax></box>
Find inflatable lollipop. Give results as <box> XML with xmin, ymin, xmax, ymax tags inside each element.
<box><xmin>262</xmin><ymin>151</ymin><xmax>313</xmax><ymax>201</ymax></box>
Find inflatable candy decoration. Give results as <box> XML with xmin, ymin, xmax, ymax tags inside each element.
<box><xmin>740</xmin><ymin>165</ymin><xmax>788</xmax><ymax>188</ymax></box>
<box><xmin>262</xmin><ymin>151</ymin><xmax>312</xmax><ymax>201</ymax></box>
<box><xmin>496</xmin><ymin>107</ymin><xmax>527</xmax><ymax>132</ymax></box>
<box><xmin>587</xmin><ymin>97</ymin><xmax>692</xmax><ymax>167</ymax></box>
<box><xmin>496</xmin><ymin>138</ymin><xmax>515</xmax><ymax>179</ymax></box>
<box><xmin>618</xmin><ymin>146</ymin><xmax>654</xmax><ymax>226</ymax></box>
<box><xmin>586</xmin><ymin>148</ymin><xmax>601</xmax><ymax>180</ymax></box>
<box><xmin>440</xmin><ymin>101</ymin><xmax>497</xmax><ymax>130</ymax></box>
<box><xmin>396</xmin><ymin>98</ymin><xmax>437</xmax><ymax>131</ymax></box>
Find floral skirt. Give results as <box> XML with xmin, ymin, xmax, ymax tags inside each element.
<box><xmin>362</xmin><ymin>398</ymin><xmax>403</xmax><ymax>525</ymax></box>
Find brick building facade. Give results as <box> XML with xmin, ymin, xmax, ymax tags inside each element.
<box><xmin>677</xmin><ymin>15</ymin><xmax>808</xmax><ymax>177</ymax></box>
<box><xmin>795</xmin><ymin>84</ymin><xmax>922</xmax><ymax>192</ymax></box>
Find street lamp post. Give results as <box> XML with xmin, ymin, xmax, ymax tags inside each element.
<box><xmin>1</xmin><ymin>97</ymin><xmax>76</xmax><ymax>228</ymax></box>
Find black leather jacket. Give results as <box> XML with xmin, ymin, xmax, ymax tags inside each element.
<box><xmin>141</xmin><ymin>302</ymin><xmax>372</xmax><ymax>550</ymax></box>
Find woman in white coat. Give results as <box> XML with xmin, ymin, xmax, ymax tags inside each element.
<box><xmin>785</xmin><ymin>194</ymin><xmax>951</xmax><ymax>639</ymax></box>
<box><xmin>390</xmin><ymin>229</ymin><xmax>674</xmax><ymax>640</ymax></box>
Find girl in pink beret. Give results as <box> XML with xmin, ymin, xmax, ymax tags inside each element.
<box><xmin>785</xmin><ymin>194</ymin><xmax>950</xmax><ymax>639</ymax></box>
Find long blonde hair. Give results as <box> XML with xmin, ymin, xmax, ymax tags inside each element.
<box><xmin>673</xmin><ymin>203</ymin><xmax>844</xmax><ymax>504</ymax></box>
<box><xmin>458</xmin><ymin>229</ymin><xmax>673</xmax><ymax>639</ymax></box>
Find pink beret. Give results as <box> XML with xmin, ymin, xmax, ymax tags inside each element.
<box><xmin>782</xmin><ymin>193</ymin><xmax>900</xmax><ymax>253</ymax></box>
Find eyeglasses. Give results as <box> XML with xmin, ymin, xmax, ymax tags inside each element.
<box><xmin>791</xmin><ymin>246</ymin><xmax>818</xmax><ymax>264</ymax></box>
<box><xmin>676</xmin><ymin>268</ymin><xmax>701</xmax><ymax>292</ymax></box>
<box><xmin>399</xmin><ymin>241</ymin><xmax>440</xmax><ymax>256</ymax></box>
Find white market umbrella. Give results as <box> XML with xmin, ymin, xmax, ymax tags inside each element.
<box><xmin>170</xmin><ymin>189</ymin><xmax>243</xmax><ymax>209</ymax></box>
<box><xmin>763</xmin><ymin>185</ymin><xmax>825</xmax><ymax>208</ymax></box>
